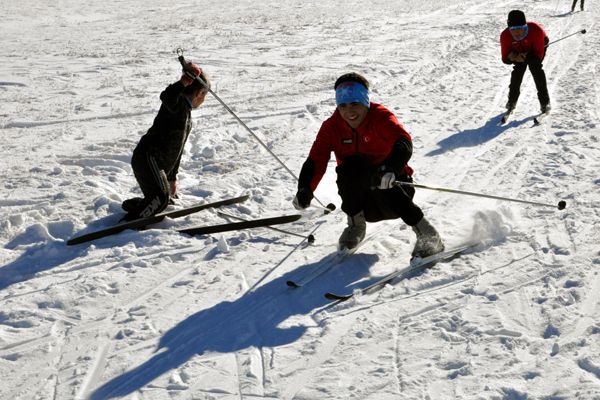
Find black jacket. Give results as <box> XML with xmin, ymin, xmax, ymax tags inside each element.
<box><xmin>135</xmin><ymin>81</ymin><xmax>193</xmax><ymax>181</ymax></box>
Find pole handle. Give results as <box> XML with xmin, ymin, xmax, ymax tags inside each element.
<box><xmin>177</xmin><ymin>48</ymin><xmax>188</xmax><ymax>70</ymax></box>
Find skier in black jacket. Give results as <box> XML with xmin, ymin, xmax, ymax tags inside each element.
<box><xmin>121</xmin><ymin>62</ymin><xmax>209</xmax><ymax>221</ymax></box>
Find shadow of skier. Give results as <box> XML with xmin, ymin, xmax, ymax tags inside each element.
<box><xmin>89</xmin><ymin>251</ymin><xmax>379</xmax><ymax>400</ymax></box>
<box><xmin>426</xmin><ymin>113</ymin><xmax>532</xmax><ymax>157</ymax></box>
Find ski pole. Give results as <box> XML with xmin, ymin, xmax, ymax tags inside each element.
<box><xmin>394</xmin><ymin>181</ymin><xmax>567</xmax><ymax>210</ymax></box>
<box><xmin>217</xmin><ymin>211</ymin><xmax>316</xmax><ymax>243</ymax></box>
<box><xmin>176</xmin><ymin>49</ymin><xmax>335</xmax><ymax>214</ymax></box>
<box><xmin>545</xmin><ymin>29</ymin><xmax>587</xmax><ymax>48</ymax></box>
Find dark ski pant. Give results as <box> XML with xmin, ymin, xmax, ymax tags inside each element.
<box><xmin>571</xmin><ymin>0</ymin><xmax>584</xmax><ymax>10</ymax></box>
<box><xmin>508</xmin><ymin>53</ymin><xmax>550</xmax><ymax>108</ymax></box>
<box><xmin>128</xmin><ymin>147</ymin><xmax>170</xmax><ymax>219</ymax></box>
<box><xmin>336</xmin><ymin>155</ymin><xmax>423</xmax><ymax>226</ymax></box>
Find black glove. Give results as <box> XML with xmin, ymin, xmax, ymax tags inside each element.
<box><xmin>292</xmin><ymin>187</ymin><xmax>313</xmax><ymax>210</ymax></box>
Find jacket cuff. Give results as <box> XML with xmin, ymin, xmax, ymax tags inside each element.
<box><xmin>298</xmin><ymin>159</ymin><xmax>316</xmax><ymax>191</ymax></box>
<box><xmin>383</xmin><ymin>138</ymin><xmax>412</xmax><ymax>175</ymax></box>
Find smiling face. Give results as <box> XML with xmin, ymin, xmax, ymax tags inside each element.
<box><xmin>338</xmin><ymin>102</ymin><xmax>369</xmax><ymax>129</ymax></box>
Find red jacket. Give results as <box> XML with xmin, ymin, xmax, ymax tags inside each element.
<box><xmin>501</xmin><ymin>22</ymin><xmax>548</xmax><ymax>63</ymax></box>
<box><xmin>305</xmin><ymin>102</ymin><xmax>413</xmax><ymax>191</ymax></box>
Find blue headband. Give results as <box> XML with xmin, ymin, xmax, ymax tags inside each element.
<box><xmin>335</xmin><ymin>82</ymin><xmax>370</xmax><ymax>108</ymax></box>
<box><xmin>509</xmin><ymin>25</ymin><xmax>528</xmax><ymax>41</ymax></box>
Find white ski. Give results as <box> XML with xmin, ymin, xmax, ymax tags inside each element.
<box><xmin>324</xmin><ymin>242</ymin><xmax>481</xmax><ymax>302</ymax></box>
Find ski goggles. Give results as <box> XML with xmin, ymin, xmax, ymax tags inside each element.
<box><xmin>509</xmin><ymin>25</ymin><xmax>529</xmax><ymax>41</ymax></box>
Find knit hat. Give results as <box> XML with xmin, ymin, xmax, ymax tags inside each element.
<box><xmin>507</xmin><ymin>10</ymin><xmax>526</xmax><ymax>27</ymax></box>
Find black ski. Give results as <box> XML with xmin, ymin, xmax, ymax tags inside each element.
<box><xmin>324</xmin><ymin>242</ymin><xmax>480</xmax><ymax>302</ymax></box>
<box><xmin>67</xmin><ymin>195</ymin><xmax>249</xmax><ymax>245</ymax></box>
<box><xmin>179</xmin><ymin>214</ymin><xmax>302</xmax><ymax>236</ymax></box>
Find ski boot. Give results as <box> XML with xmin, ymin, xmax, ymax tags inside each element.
<box><xmin>338</xmin><ymin>211</ymin><xmax>366</xmax><ymax>250</ymax></box>
<box><xmin>540</xmin><ymin>102</ymin><xmax>551</xmax><ymax>114</ymax></box>
<box><xmin>121</xmin><ymin>197</ymin><xmax>144</xmax><ymax>212</ymax></box>
<box><xmin>122</xmin><ymin>197</ymin><xmax>175</xmax><ymax>213</ymax></box>
<box><xmin>411</xmin><ymin>217</ymin><xmax>444</xmax><ymax>259</ymax></box>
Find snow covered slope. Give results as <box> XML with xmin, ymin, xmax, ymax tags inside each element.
<box><xmin>1</xmin><ymin>0</ymin><xmax>599</xmax><ymax>399</ymax></box>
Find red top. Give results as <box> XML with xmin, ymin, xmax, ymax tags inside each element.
<box><xmin>306</xmin><ymin>102</ymin><xmax>413</xmax><ymax>191</ymax></box>
<box><xmin>500</xmin><ymin>22</ymin><xmax>548</xmax><ymax>63</ymax></box>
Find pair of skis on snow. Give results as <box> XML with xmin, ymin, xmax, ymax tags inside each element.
<box><xmin>69</xmin><ymin>194</ymin><xmax>479</xmax><ymax>304</ymax></box>
<box><xmin>67</xmin><ymin>195</ymin><xmax>301</xmax><ymax>245</ymax></box>
<box><xmin>501</xmin><ymin>108</ymin><xmax>549</xmax><ymax>126</ymax></box>
<box><xmin>287</xmin><ymin>241</ymin><xmax>480</xmax><ymax>302</ymax></box>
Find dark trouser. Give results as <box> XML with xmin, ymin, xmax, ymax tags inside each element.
<box><xmin>571</xmin><ymin>0</ymin><xmax>584</xmax><ymax>10</ymax></box>
<box><xmin>508</xmin><ymin>54</ymin><xmax>550</xmax><ymax>108</ymax></box>
<box><xmin>129</xmin><ymin>147</ymin><xmax>170</xmax><ymax>219</ymax></box>
<box><xmin>335</xmin><ymin>155</ymin><xmax>423</xmax><ymax>226</ymax></box>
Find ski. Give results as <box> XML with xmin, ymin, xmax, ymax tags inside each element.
<box><xmin>67</xmin><ymin>195</ymin><xmax>249</xmax><ymax>245</ymax></box>
<box><xmin>287</xmin><ymin>230</ymin><xmax>382</xmax><ymax>288</ymax></box>
<box><xmin>324</xmin><ymin>242</ymin><xmax>480</xmax><ymax>302</ymax></box>
<box><xmin>218</xmin><ymin>211</ymin><xmax>315</xmax><ymax>243</ymax></box>
<box><xmin>179</xmin><ymin>214</ymin><xmax>301</xmax><ymax>236</ymax></box>
<box><xmin>532</xmin><ymin>111</ymin><xmax>549</xmax><ymax>126</ymax></box>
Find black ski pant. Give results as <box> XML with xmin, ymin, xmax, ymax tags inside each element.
<box><xmin>336</xmin><ymin>155</ymin><xmax>423</xmax><ymax>226</ymax></box>
<box><xmin>571</xmin><ymin>0</ymin><xmax>584</xmax><ymax>10</ymax></box>
<box><xmin>128</xmin><ymin>147</ymin><xmax>170</xmax><ymax>219</ymax></box>
<box><xmin>508</xmin><ymin>53</ymin><xmax>550</xmax><ymax>108</ymax></box>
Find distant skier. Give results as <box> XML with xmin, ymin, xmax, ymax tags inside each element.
<box><xmin>501</xmin><ymin>10</ymin><xmax>550</xmax><ymax>115</ymax></box>
<box><xmin>292</xmin><ymin>72</ymin><xmax>444</xmax><ymax>257</ymax></box>
<box><xmin>121</xmin><ymin>63</ymin><xmax>210</xmax><ymax>221</ymax></box>
<box><xmin>571</xmin><ymin>0</ymin><xmax>585</xmax><ymax>11</ymax></box>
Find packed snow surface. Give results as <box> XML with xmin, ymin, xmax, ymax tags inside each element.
<box><xmin>1</xmin><ymin>1</ymin><xmax>599</xmax><ymax>399</ymax></box>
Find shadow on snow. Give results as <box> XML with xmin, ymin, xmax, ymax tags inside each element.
<box><xmin>90</xmin><ymin>250</ymin><xmax>379</xmax><ymax>399</ymax></box>
<box><xmin>0</xmin><ymin>214</ymin><xmax>170</xmax><ymax>291</ymax></box>
<box><xmin>549</xmin><ymin>11</ymin><xmax>580</xmax><ymax>18</ymax></box>
<box><xmin>0</xmin><ymin>240</ymin><xmax>89</xmax><ymax>291</ymax></box>
<box><xmin>425</xmin><ymin>113</ymin><xmax>532</xmax><ymax>157</ymax></box>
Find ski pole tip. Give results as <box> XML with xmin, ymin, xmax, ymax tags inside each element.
<box><xmin>582</xmin><ymin>29</ymin><xmax>587</xmax><ymax>34</ymax></box>
<box><xmin>308</xmin><ymin>234</ymin><xmax>316</xmax><ymax>244</ymax></box>
<box><xmin>324</xmin><ymin>203</ymin><xmax>336</xmax><ymax>214</ymax></box>
<box><xmin>558</xmin><ymin>200</ymin><xmax>567</xmax><ymax>210</ymax></box>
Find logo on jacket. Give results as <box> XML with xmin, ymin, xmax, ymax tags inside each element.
<box><xmin>342</xmin><ymin>138</ymin><xmax>353</xmax><ymax>145</ymax></box>
<box><xmin>363</xmin><ymin>136</ymin><xmax>371</xmax><ymax>143</ymax></box>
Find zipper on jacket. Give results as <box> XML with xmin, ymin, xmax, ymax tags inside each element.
<box><xmin>352</xmin><ymin>128</ymin><xmax>359</xmax><ymax>154</ymax></box>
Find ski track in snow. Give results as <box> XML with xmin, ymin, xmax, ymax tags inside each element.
<box><xmin>1</xmin><ymin>0</ymin><xmax>600</xmax><ymax>399</ymax></box>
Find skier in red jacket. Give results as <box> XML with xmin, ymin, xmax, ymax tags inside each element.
<box><xmin>292</xmin><ymin>72</ymin><xmax>443</xmax><ymax>256</ymax></box>
<box><xmin>500</xmin><ymin>10</ymin><xmax>550</xmax><ymax>114</ymax></box>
